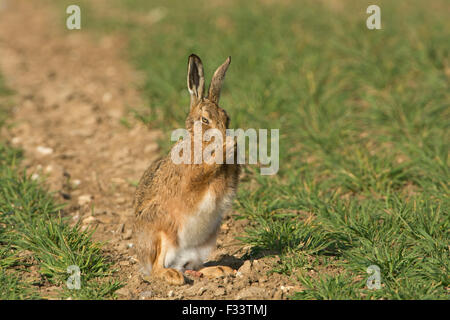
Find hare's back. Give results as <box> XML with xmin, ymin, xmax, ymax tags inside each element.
<box><xmin>133</xmin><ymin>157</ymin><xmax>165</xmax><ymax>214</ymax></box>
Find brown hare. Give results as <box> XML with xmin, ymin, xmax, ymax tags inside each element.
<box><xmin>133</xmin><ymin>54</ymin><xmax>240</xmax><ymax>285</ymax></box>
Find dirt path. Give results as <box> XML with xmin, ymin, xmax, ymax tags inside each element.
<box><xmin>0</xmin><ymin>0</ymin><xmax>298</xmax><ymax>299</ymax></box>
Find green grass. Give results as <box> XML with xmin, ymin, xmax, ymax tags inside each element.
<box><xmin>0</xmin><ymin>74</ymin><xmax>122</xmax><ymax>300</ymax></box>
<box><xmin>0</xmin><ymin>270</ymin><xmax>41</xmax><ymax>300</ymax></box>
<box><xmin>66</xmin><ymin>0</ymin><xmax>448</xmax><ymax>299</ymax></box>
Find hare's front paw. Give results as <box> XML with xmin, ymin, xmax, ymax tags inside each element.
<box><xmin>199</xmin><ymin>266</ymin><xmax>235</xmax><ymax>278</ymax></box>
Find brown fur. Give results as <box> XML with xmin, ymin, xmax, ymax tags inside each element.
<box><xmin>133</xmin><ymin>54</ymin><xmax>240</xmax><ymax>285</ymax></box>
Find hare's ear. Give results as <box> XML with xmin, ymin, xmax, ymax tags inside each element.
<box><xmin>187</xmin><ymin>54</ymin><xmax>205</xmax><ymax>108</ymax></box>
<box><xmin>208</xmin><ymin>56</ymin><xmax>231</xmax><ymax>105</ymax></box>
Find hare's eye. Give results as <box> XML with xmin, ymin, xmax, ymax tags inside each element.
<box><xmin>201</xmin><ymin>117</ymin><xmax>209</xmax><ymax>124</ymax></box>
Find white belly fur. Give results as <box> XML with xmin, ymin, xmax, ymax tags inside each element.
<box><xmin>164</xmin><ymin>188</ymin><xmax>234</xmax><ymax>270</ymax></box>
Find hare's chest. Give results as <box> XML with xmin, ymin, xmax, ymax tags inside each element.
<box><xmin>178</xmin><ymin>189</ymin><xmax>233</xmax><ymax>248</ymax></box>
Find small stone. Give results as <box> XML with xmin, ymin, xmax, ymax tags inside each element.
<box><xmin>31</xmin><ymin>173</ymin><xmax>40</xmax><ymax>180</ymax></box>
<box><xmin>119</xmin><ymin>260</ymin><xmax>130</xmax><ymax>266</ymax></box>
<box><xmin>280</xmin><ymin>285</ymin><xmax>294</xmax><ymax>293</ymax></box>
<box><xmin>214</xmin><ymin>287</ymin><xmax>226</xmax><ymax>296</ymax></box>
<box><xmin>116</xmin><ymin>197</ymin><xmax>126</xmax><ymax>204</ymax></box>
<box><xmin>168</xmin><ymin>290</ymin><xmax>174</xmax><ymax>297</ymax></box>
<box><xmin>198</xmin><ymin>287</ymin><xmax>206</xmax><ymax>296</ymax></box>
<box><xmin>122</xmin><ymin>229</ymin><xmax>132</xmax><ymax>240</ymax></box>
<box><xmin>78</xmin><ymin>194</ymin><xmax>93</xmax><ymax>206</ymax></box>
<box><xmin>72</xmin><ymin>179</ymin><xmax>81</xmax><ymax>187</ymax></box>
<box><xmin>82</xmin><ymin>216</ymin><xmax>97</xmax><ymax>224</ymax></box>
<box><xmin>11</xmin><ymin>137</ymin><xmax>21</xmax><ymax>144</ymax></box>
<box><xmin>139</xmin><ymin>291</ymin><xmax>153</xmax><ymax>300</ymax></box>
<box><xmin>238</xmin><ymin>260</ymin><xmax>252</xmax><ymax>274</ymax></box>
<box><xmin>258</xmin><ymin>275</ymin><xmax>268</xmax><ymax>283</ymax></box>
<box><xmin>36</xmin><ymin>146</ymin><xmax>53</xmax><ymax>155</ymax></box>
<box><xmin>116</xmin><ymin>287</ymin><xmax>130</xmax><ymax>296</ymax></box>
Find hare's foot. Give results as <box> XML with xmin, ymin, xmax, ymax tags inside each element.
<box><xmin>152</xmin><ymin>267</ymin><xmax>185</xmax><ymax>285</ymax></box>
<box><xmin>199</xmin><ymin>266</ymin><xmax>235</xmax><ymax>278</ymax></box>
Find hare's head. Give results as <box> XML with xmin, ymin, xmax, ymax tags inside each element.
<box><xmin>185</xmin><ymin>54</ymin><xmax>231</xmax><ymax>138</ymax></box>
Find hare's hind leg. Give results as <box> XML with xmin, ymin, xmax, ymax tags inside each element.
<box><xmin>136</xmin><ymin>229</ymin><xmax>185</xmax><ymax>285</ymax></box>
<box><xmin>151</xmin><ymin>232</ymin><xmax>185</xmax><ymax>285</ymax></box>
<box><xmin>135</xmin><ymin>229</ymin><xmax>157</xmax><ymax>276</ymax></box>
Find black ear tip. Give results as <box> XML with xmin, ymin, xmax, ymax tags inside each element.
<box><xmin>189</xmin><ymin>53</ymin><xmax>201</xmax><ymax>61</ymax></box>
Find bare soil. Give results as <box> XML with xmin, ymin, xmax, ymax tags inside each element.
<box><xmin>0</xmin><ymin>0</ymin><xmax>299</xmax><ymax>299</ymax></box>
